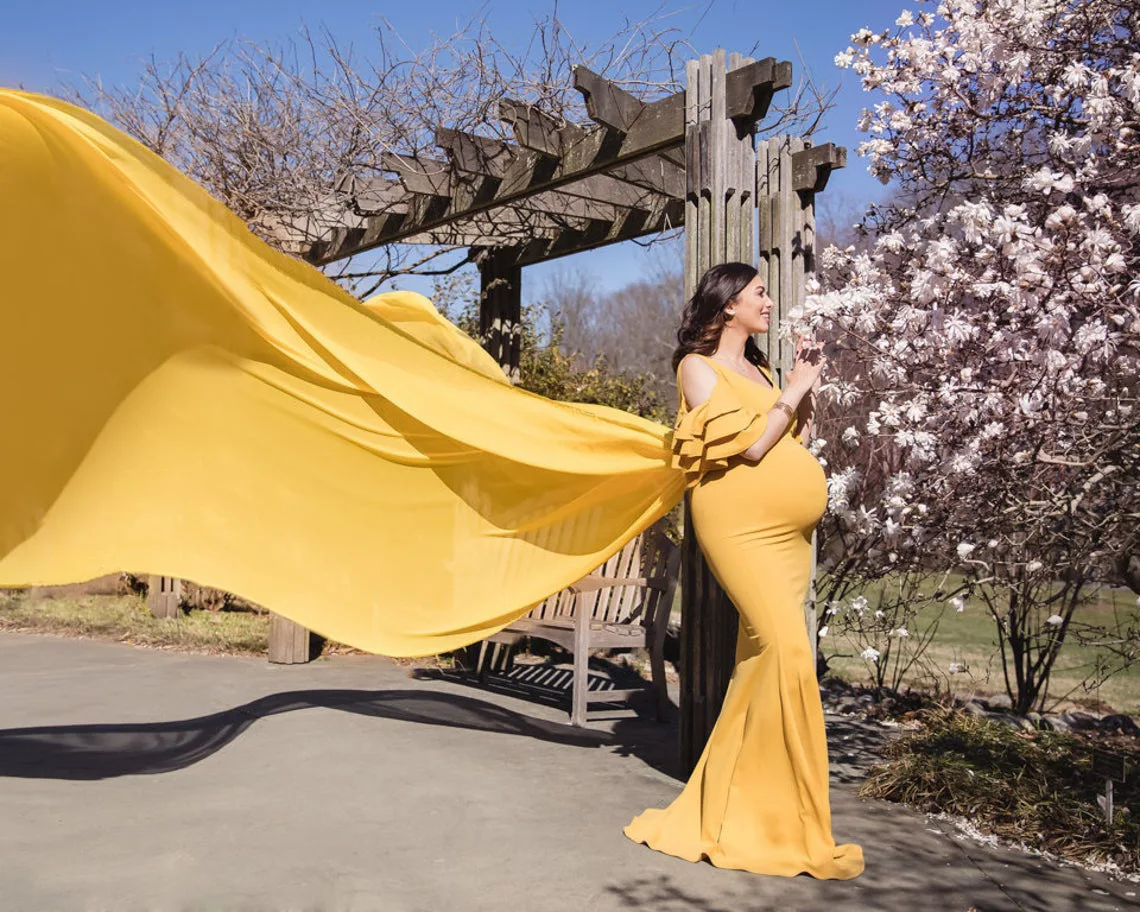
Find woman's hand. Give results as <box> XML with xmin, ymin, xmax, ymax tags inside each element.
<box><xmin>787</xmin><ymin>339</ymin><xmax>827</xmax><ymax>396</ymax></box>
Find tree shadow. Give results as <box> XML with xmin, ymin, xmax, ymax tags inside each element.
<box><xmin>0</xmin><ymin>689</ymin><xmax>608</xmax><ymax>780</ymax></box>
<box><xmin>602</xmin><ymin>835</ymin><xmax>1135</xmax><ymax>912</ymax></box>
<box><xmin>823</xmin><ymin>715</ymin><xmax>900</xmax><ymax>786</ymax></box>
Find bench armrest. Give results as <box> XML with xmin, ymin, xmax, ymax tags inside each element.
<box><xmin>568</xmin><ymin>575</ymin><xmax>647</xmax><ymax>594</ymax></box>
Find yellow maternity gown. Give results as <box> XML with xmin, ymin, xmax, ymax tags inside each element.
<box><xmin>0</xmin><ymin>90</ymin><xmax>861</xmax><ymax>880</ymax></box>
<box><xmin>624</xmin><ymin>355</ymin><xmax>865</xmax><ymax>880</ymax></box>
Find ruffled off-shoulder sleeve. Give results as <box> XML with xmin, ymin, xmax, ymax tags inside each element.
<box><xmin>670</xmin><ymin>380</ymin><xmax>768</xmax><ymax>487</ymax></box>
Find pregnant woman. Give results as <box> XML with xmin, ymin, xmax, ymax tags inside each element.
<box><xmin>624</xmin><ymin>262</ymin><xmax>865</xmax><ymax>880</ymax></box>
<box><xmin>1</xmin><ymin>94</ymin><xmax>861</xmax><ymax>879</ymax></box>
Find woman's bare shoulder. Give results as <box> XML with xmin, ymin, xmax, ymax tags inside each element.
<box><xmin>677</xmin><ymin>353</ymin><xmax>718</xmax><ymax>409</ymax></box>
<box><xmin>678</xmin><ymin>352</ymin><xmax>716</xmax><ymax>380</ymax></box>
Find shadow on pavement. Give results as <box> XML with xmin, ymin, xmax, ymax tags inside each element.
<box><xmin>823</xmin><ymin>715</ymin><xmax>900</xmax><ymax>786</ymax></box>
<box><xmin>0</xmin><ymin>662</ymin><xmax>893</xmax><ymax>786</ymax></box>
<box><xmin>0</xmin><ymin>688</ymin><xmax>610</xmax><ymax>780</ymax></box>
<box><xmin>2</xmin><ymin>661</ymin><xmax>1133</xmax><ymax>910</ymax></box>
<box><xmin>414</xmin><ymin>661</ymin><xmax>686</xmax><ymax>779</ymax></box>
<box><xmin>601</xmin><ymin>846</ymin><xmax>1130</xmax><ymax>912</ymax></box>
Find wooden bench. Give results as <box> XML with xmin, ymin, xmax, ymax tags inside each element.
<box><xmin>477</xmin><ymin>521</ymin><xmax>680</xmax><ymax>726</ymax></box>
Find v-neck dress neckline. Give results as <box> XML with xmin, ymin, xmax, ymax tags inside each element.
<box><xmin>695</xmin><ymin>353</ymin><xmax>778</xmax><ymax>394</ymax></box>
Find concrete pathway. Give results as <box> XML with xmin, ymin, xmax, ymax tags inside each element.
<box><xmin>0</xmin><ymin>633</ymin><xmax>1134</xmax><ymax>911</ymax></box>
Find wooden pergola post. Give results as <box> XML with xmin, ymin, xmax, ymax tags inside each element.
<box><xmin>678</xmin><ymin>50</ymin><xmax>761</xmax><ymax>774</ymax></box>
<box><xmin>268</xmin><ymin>612</ymin><xmax>311</xmax><ymax>664</ymax></box>
<box><xmin>678</xmin><ymin>56</ymin><xmax>846</xmax><ymax>773</ymax></box>
<box><xmin>477</xmin><ymin>247</ymin><xmax>523</xmax><ymax>382</ymax></box>
<box><xmin>757</xmin><ymin>136</ymin><xmax>845</xmax><ymax>671</ymax></box>
<box><xmin>434</xmin><ymin>245</ymin><xmax>524</xmax><ymax>673</ymax></box>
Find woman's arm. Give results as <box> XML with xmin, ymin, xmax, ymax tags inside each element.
<box><xmin>794</xmin><ymin>377</ymin><xmax>820</xmax><ymax>443</ymax></box>
<box><xmin>739</xmin><ymin>382</ymin><xmax>811</xmax><ymax>463</ymax></box>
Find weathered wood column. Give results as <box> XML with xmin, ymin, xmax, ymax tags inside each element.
<box><xmin>679</xmin><ymin>50</ymin><xmax>761</xmax><ymax>773</ymax></box>
<box><xmin>679</xmin><ymin>54</ymin><xmax>846</xmax><ymax>771</ymax></box>
<box><xmin>147</xmin><ymin>575</ymin><xmax>182</xmax><ymax>619</ymax></box>
<box><xmin>477</xmin><ymin>247</ymin><xmax>523</xmax><ymax>383</ymax></box>
<box><xmin>757</xmin><ymin>136</ymin><xmax>846</xmax><ymax>669</ymax></box>
<box><xmin>268</xmin><ymin>612</ymin><xmax>312</xmax><ymax>664</ymax></box>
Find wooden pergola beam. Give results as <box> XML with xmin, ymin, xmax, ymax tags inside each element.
<box><xmin>435</xmin><ymin>127</ymin><xmax>538</xmax><ymax>178</ymax></box>
<box><xmin>307</xmin><ymin>58</ymin><xmax>793</xmax><ymax>265</ymax></box>
<box><xmin>725</xmin><ymin>57</ymin><xmax>793</xmax><ymax>122</ymax></box>
<box><xmin>791</xmin><ymin>143</ymin><xmax>847</xmax><ymax>193</ymax></box>
<box><xmin>499</xmin><ymin>101</ymin><xmax>687</xmax><ymax>202</ymax></box>
<box><xmin>401</xmin><ymin>223</ymin><xmax>563</xmax><ymax>247</ymax></box>
<box><xmin>607</xmin><ymin>157</ymin><xmax>687</xmax><ymax>202</ymax></box>
<box><xmin>498</xmin><ymin>98</ymin><xmax>567</xmax><ymax>156</ymax></box>
<box><xmin>487</xmin><ymin>197</ymin><xmax>685</xmax><ymax>269</ymax></box>
<box><xmin>352</xmin><ymin>166</ymin><xmax>634</xmax><ymax>226</ymax></box>
<box><xmin>306</xmin><ymin>153</ymin><xmax>682</xmax><ymax>264</ymax></box>
<box><xmin>432</xmin><ymin>131</ymin><xmax>673</xmax><ymax>214</ymax></box>
<box><xmin>572</xmin><ymin>66</ymin><xmax>679</xmax><ymax>135</ymax></box>
<box><xmin>380</xmin><ymin>153</ymin><xmax>462</xmax><ymax>199</ymax></box>
<box><xmin>572</xmin><ymin>59</ymin><xmax>792</xmax><ymax>136</ymax></box>
<box><xmin>310</xmin><ymin>170</ymin><xmax>638</xmax><ymax>261</ymax></box>
<box><xmin>314</xmin><ymin>106</ymin><xmax>688</xmax><ymax>265</ymax></box>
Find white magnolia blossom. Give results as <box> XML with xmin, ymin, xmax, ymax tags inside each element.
<box><xmin>826</xmin><ymin>467</ymin><xmax>860</xmax><ymax>512</ymax></box>
<box><xmin>814</xmin><ymin>0</ymin><xmax>1137</xmax><ymax>670</ymax></box>
<box><xmin>861</xmin><ymin>646</ymin><xmax>882</xmax><ymax>663</ymax></box>
<box><xmin>1045</xmin><ymin>614</ymin><xmax>1064</xmax><ymax>627</ymax></box>
<box><xmin>950</xmin><ymin>596</ymin><xmax>966</xmax><ymax>613</ymax></box>
<box><xmin>812</xmin><ymin>0</ymin><xmax>1139</xmax><ymax>487</ymax></box>
<box><xmin>890</xmin><ymin>627</ymin><xmax>911</xmax><ymax>638</ymax></box>
<box><xmin>948</xmin><ymin>662</ymin><xmax>966</xmax><ymax>674</ymax></box>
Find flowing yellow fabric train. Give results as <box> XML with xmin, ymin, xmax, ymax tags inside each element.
<box><xmin>0</xmin><ymin>90</ymin><xmax>685</xmax><ymax>656</ymax></box>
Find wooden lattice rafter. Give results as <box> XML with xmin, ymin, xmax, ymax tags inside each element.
<box><xmin>298</xmin><ymin>59</ymin><xmax>796</xmax><ymax>267</ymax></box>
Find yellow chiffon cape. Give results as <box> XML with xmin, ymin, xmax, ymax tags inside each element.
<box><xmin>0</xmin><ymin>90</ymin><xmax>686</xmax><ymax>657</ymax></box>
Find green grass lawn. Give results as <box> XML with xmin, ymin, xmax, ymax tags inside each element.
<box><xmin>826</xmin><ymin>584</ymin><xmax>1140</xmax><ymax>714</ymax></box>
<box><xmin>0</xmin><ymin>591</ymin><xmax>269</xmax><ymax>655</ymax></box>
<box><xmin>671</xmin><ymin>577</ymin><xmax>1140</xmax><ymax>715</ymax></box>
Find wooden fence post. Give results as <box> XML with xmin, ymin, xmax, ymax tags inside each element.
<box><xmin>146</xmin><ymin>576</ymin><xmax>182</xmax><ymax>619</ymax></box>
<box><xmin>268</xmin><ymin>612</ymin><xmax>312</xmax><ymax>664</ymax></box>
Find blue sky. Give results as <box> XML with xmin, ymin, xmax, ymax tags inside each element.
<box><xmin>2</xmin><ymin>0</ymin><xmax>907</xmax><ymax>298</ymax></box>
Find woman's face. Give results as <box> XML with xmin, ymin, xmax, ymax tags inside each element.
<box><xmin>726</xmin><ymin>274</ymin><xmax>772</xmax><ymax>334</ymax></box>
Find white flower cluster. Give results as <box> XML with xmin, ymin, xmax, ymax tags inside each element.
<box><xmin>811</xmin><ymin>0</ymin><xmax>1138</xmax><ymax>583</ymax></box>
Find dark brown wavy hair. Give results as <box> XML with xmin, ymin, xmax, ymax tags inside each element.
<box><xmin>672</xmin><ymin>262</ymin><xmax>770</xmax><ymax>372</ymax></box>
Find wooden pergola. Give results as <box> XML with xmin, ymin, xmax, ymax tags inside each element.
<box><xmin>158</xmin><ymin>49</ymin><xmax>845</xmax><ymax>772</ymax></box>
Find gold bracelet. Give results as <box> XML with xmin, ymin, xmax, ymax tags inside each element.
<box><xmin>771</xmin><ymin>400</ymin><xmax>796</xmax><ymax>422</ymax></box>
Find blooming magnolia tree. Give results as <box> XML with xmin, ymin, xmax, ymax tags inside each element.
<box><xmin>798</xmin><ymin>0</ymin><xmax>1140</xmax><ymax>713</ymax></box>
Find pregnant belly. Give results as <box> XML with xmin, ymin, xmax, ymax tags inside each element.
<box><xmin>690</xmin><ymin>437</ymin><xmax>828</xmax><ymax>538</ymax></box>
